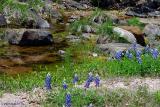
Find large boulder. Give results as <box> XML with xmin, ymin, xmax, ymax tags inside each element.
<box><xmin>143</xmin><ymin>24</ymin><xmax>160</xmax><ymax>41</ymax></box>
<box><xmin>113</xmin><ymin>27</ymin><xmax>137</xmax><ymax>43</ymax></box>
<box><xmin>119</xmin><ymin>26</ymin><xmax>146</xmax><ymax>46</ymax></box>
<box><xmin>97</xmin><ymin>43</ymin><xmax>143</xmax><ymax>55</ymax></box>
<box><xmin>5</xmin><ymin>29</ymin><xmax>53</xmax><ymax>46</ymax></box>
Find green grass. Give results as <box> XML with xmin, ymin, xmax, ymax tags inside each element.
<box><xmin>69</xmin><ymin>18</ymin><xmax>91</xmax><ymax>34</ymax></box>
<box><xmin>1</xmin><ymin>40</ymin><xmax>160</xmax><ymax>93</ymax></box>
<box><xmin>97</xmin><ymin>20</ymin><xmax>113</xmax><ymax>36</ymax></box>
<box><xmin>127</xmin><ymin>17</ymin><xmax>144</xmax><ymax>28</ymax></box>
<box><xmin>45</xmin><ymin>88</ymin><xmax>105</xmax><ymax>107</ymax></box>
<box><xmin>107</xmin><ymin>54</ymin><xmax>160</xmax><ymax>77</ymax></box>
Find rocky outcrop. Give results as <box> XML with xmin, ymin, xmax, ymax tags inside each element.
<box><xmin>126</xmin><ymin>0</ymin><xmax>160</xmax><ymax>17</ymax></box>
<box><xmin>5</xmin><ymin>29</ymin><xmax>53</xmax><ymax>46</ymax></box>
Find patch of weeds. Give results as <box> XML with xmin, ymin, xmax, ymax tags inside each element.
<box><xmin>69</xmin><ymin>18</ymin><xmax>91</xmax><ymax>34</ymax></box>
<box><xmin>45</xmin><ymin>89</ymin><xmax>106</xmax><ymax>107</ymax></box>
<box><xmin>127</xmin><ymin>17</ymin><xmax>144</xmax><ymax>28</ymax></box>
<box><xmin>131</xmin><ymin>86</ymin><xmax>152</xmax><ymax>107</ymax></box>
<box><xmin>97</xmin><ymin>20</ymin><xmax>113</xmax><ymax>36</ymax></box>
<box><xmin>154</xmin><ymin>91</ymin><xmax>160</xmax><ymax>105</ymax></box>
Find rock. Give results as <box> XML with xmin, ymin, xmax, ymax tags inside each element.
<box><xmin>68</xmin><ymin>15</ymin><xmax>80</xmax><ymax>23</ymax></box>
<box><xmin>91</xmin><ymin>0</ymin><xmax>138</xmax><ymax>9</ymax></box>
<box><xmin>58</xmin><ymin>50</ymin><xmax>66</xmax><ymax>55</ymax></box>
<box><xmin>139</xmin><ymin>18</ymin><xmax>160</xmax><ymax>25</ymax></box>
<box><xmin>34</xmin><ymin>18</ymin><xmax>50</xmax><ymax>29</ymax></box>
<box><xmin>97</xmin><ymin>43</ymin><xmax>143</xmax><ymax>55</ymax></box>
<box><xmin>119</xmin><ymin>26</ymin><xmax>146</xmax><ymax>46</ymax></box>
<box><xmin>82</xmin><ymin>33</ymin><xmax>96</xmax><ymax>40</ymax></box>
<box><xmin>83</xmin><ymin>25</ymin><xmax>93</xmax><ymax>33</ymax></box>
<box><xmin>30</xmin><ymin>9</ymin><xmax>50</xmax><ymax>29</ymax></box>
<box><xmin>60</xmin><ymin>0</ymin><xmax>91</xmax><ymax>10</ymax></box>
<box><xmin>113</xmin><ymin>27</ymin><xmax>137</xmax><ymax>43</ymax></box>
<box><xmin>143</xmin><ymin>24</ymin><xmax>160</xmax><ymax>41</ymax></box>
<box><xmin>92</xmin><ymin>53</ymin><xmax>98</xmax><ymax>57</ymax></box>
<box><xmin>0</xmin><ymin>15</ymin><xmax>7</xmax><ymax>26</ymax></box>
<box><xmin>5</xmin><ymin>29</ymin><xmax>53</xmax><ymax>46</ymax></box>
<box><xmin>96</xmin><ymin>36</ymin><xmax>110</xmax><ymax>44</ymax></box>
<box><xmin>66</xmin><ymin>35</ymin><xmax>81</xmax><ymax>43</ymax></box>
<box><xmin>126</xmin><ymin>0</ymin><xmax>160</xmax><ymax>17</ymax></box>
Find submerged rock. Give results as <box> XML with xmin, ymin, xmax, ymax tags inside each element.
<box><xmin>5</xmin><ymin>29</ymin><xmax>53</xmax><ymax>46</ymax></box>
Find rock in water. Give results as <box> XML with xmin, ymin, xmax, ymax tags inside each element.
<box><xmin>5</xmin><ymin>29</ymin><xmax>53</xmax><ymax>46</ymax></box>
<box><xmin>113</xmin><ymin>27</ymin><xmax>137</xmax><ymax>43</ymax></box>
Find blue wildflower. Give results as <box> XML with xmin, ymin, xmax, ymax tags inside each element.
<box><xmin>151</xmin><ymin>48</ymin><xmax>159</xmax><ymax>59</ymax></box>
<box><xmin>136</xmin><ymin>50</ymin><xmax>142</xmax><ymax>58</ymax></box>
<box><xmin>88</xmin><ymin>72</ymin><xmax>94</xmax><ymax>82</ymax></box>
<box><xmin>132</xmin><ymin>42</ymin><xmax>137</xmax><ymax>51</ymax></box>
<box><xmin>84</xmin><ymin>72</ymin><xmax>94</xmax><ymax>88</ymax></box>
<box><xmin>94</xmin><ymin>74</ymin><xmax>100</xmax><ymax>87</ymax></box>
<box><xmin>115</xmin><ymin>50</ymin><xmax>122</xmax><ymax>60</ymax></box>
<box><xmin>63</xmin><ymin>79</ymin><xmax>68</xmax><ymax>90</ymax></box>
<box><xmin>144</xmin><ymin>45</ymin><xmax>150</xmax><ymax>53</ymax></box>
<box><xmin>73</xmin><ymin>74</ymin><xmax>79</xmax><ymax>84</ymax></box>
<box><xmin>126</xmin><ymin>50</ymin><xmax>133</xmax><ymax>59</ymax></box>
<box><xmin>84</xmin><ymin>79</ymin><xmax>91</xmax><ymax>88</ymax></box>
<box><xmin>137</xmin><ymin>57</ymin><xmax>142</xmax><ymax>64</ymax></box>
<box><xmin>45</xmin><ymin>73</ymin><xmax>52</xmax><ymax>90</ymax></box>
<box><xmin>65</xmin><ymin>92</ymin><xmax>71</xmax><ymax>107</ymax></box>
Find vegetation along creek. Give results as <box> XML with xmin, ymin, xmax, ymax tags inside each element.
<box><xmin>0</xmin><ymin>0</ymin><xmax>160</xmax><ymax>107</ymax></box>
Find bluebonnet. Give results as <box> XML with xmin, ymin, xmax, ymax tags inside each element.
<box><xmin>84</xmin><ymin>79</ymin><xmax>91</xmax><ymax>88</ymax></box>
<box><xmin>132</xmin><ymin>42</ymin><xmax>137</xmax><ymax>51</ymax></box>
<box><xmin>45</xmin><ymin>73</ymin><xmax>52</xmax><ymax>90</ymax></box>
<box><xmin>63</xmin><ymin>79</ymin><xmax>68</xmax><ymax>90</ymax></box>
<box><xmin>65</xmin><ymin>92</ymin><xmax>71</xmax><ymax>107</ymax></box>
<box><xmin>87</xmin><ymin>72</ymin><xmax>94</xmax><ymax>82</ymax></box>
<box><xmin>94</xmin><ymin>74</ymin><xmax>100</xmax><ymax>87</ymax></box>
<box><xmin>115</xmin><ymin>51</ymin><xmax>122</xmax><ymax>60</ymax></box>
<box><xmin>84</xmin><ymin>72</ymin><xmax>94</xmax><ymax>88</ymax></box>
<box><xmin>144</xmin><ymin>45</ymin><xmax>150</xmax><ymax>53</ymax></box>
<box><xmin>151</xmin><ymin>48</ymin><xmax>159</xmax><ymax>59</ymax></box>
<box><xmin>125</xmin><ymin>50</ymin><xmax>133</xmax><ymax>59</ymax></box>
<box><xmin>137</xmin><ymin>57</ymin><xmax>142</xmax><ymax>64</ymax></box>
<box><xmin>73</xmin><ymin>74</ymin><xmax>79</xmax><ymax>84</ymax></box>
<box><xmin>136</xmin><ymin>50</ymin><xmax>142</xmax><ymax>58</ymax></box>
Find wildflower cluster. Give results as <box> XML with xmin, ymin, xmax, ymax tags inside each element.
<box><xmin>114</xmin><ymin>43</ymin><xmax>159</xmax><ymax>64</ymax></box>
<box><xmin>84</xmin><ymin>72</ymin><xmax>100</xmax><ymax>88</ymax></box>
<box><xmin>44</xmin><ymin>72</ymin><xmax>101</xmax><ymax>107</ymax></box>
